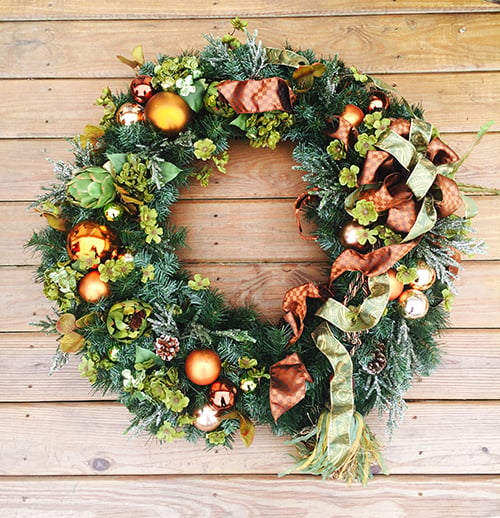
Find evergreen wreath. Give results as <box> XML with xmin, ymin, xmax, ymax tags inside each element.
<box><xmin>28</xmin><ymin>19</ymin><xmax>492</xmax><ymax>484</ymax></box>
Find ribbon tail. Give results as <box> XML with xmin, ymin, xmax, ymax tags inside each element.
<box><xmin>283</xmin><ymin>323</ymin><xmax>386</xmax><ymax>483</ymax></box>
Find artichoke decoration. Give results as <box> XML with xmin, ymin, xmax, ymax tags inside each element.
<box><xmin>106</xmin><ymin>300</ymin><xmax>153</xmax><ymax>342</ymax></box>
<box><xmin>67</xmin><ymin>166</ymin><xmax>116</xmax><ymax>208</ymax></box>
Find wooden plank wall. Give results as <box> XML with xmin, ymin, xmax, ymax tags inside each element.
<box><xmin>1</xmin><ymin>1</ymin><xmax>499</xmax><ymax>516</ymax></box>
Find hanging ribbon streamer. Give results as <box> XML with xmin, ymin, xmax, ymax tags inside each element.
<box><xmin>217</xmin><ymin>77</ymin><xmax>296</xmax><ymax>114</ymax></box>
<box><xmin>285</xmin><ymin>322</ymin><xmax>385</xmax><ymax>483</ymax></box>
<box><xmin>269</xmin><ymin>352</ymin><xmax>313</xmax><ymax>422</ymax></box>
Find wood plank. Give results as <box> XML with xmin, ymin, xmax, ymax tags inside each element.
<box><xmin>0</xmin><ymin>475</ymin><xmax>499</xmax><ymax>518</ymax></box>
<box><xmin>1</xmin><ymin>75</ymin><xmax>498</xmax><ymax>139</ymax></box>
<box><xmin>1</xmin><ymin>261</ymin><xmax>499</xmax><ymax>330</ymax></box>
<box><xmin>1</xmin><ymin>0</ymin><xmax>498</xmax><ymax>20</ymax></box>
<box><xmin>3</xmin><ymin>134</ymin><xmax>499</xmax><ymax>203</ymax></box>
<box><xmin>0</xmin><ymin>401</ymin><xmax>498</xmax><ymax>475</ymax></box>
<box><xmin>2</xmin><ymin>15</ymin><xmax>499</xmax><ymax>78</ymax></box>
<box><xmin>1</xmin><ymin>329</ymin><xmax>498</xmax><ymax>403</ymax></box>
<box><xmin>7</xmin><ymin>193</ymin><xmax>500</xmax><ymax>267</ymax></box>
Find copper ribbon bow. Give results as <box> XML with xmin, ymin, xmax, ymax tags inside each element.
<box><xmin>269</xmin><ymin>352</ymin><xmax>313</xmax><ymax>422</ymax></box>
<box><xmin>357</xmin><ymin>118</ymin><xmax>462</xmax><ymax>235</ymax></box>
<box><xmin>217</xmin><ymin>77</ymin><xmax>296</xmax><ymax>114</ymax></box>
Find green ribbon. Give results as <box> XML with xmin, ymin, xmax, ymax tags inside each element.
<box><xmin>315</xmin><ymin>273</ymin><xmax>390</xmax><ymax>332</ymax></box>
<box><xmin>311</xmin><ymin>322</ymin><xmax>355</xmax><ymax>467</ymax></box>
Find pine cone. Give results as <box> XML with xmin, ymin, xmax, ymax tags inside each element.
<box><xmin>365</xmin><ymin>346</ymin><xmax>387</xmax><ymax>375</ymax></box>
<box><xmin>155</xmin><ymin>335</ymin><xmax>180</xmax><ymax>361</ymax></box>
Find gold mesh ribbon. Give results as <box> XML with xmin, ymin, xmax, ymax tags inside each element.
<box><xmin>286</xmin><ymin>322</ymin><xmax>384</xmax><ymax>483</ymax></box>
<box><xmin>216</xmin><ymin>77</ymin><xmax>296</xmax><ymax>114</ymax></box>
<box><xmin>269</xmin><ymin>352</ymin><xmax>313</xmax><ymax>422</ymax></box>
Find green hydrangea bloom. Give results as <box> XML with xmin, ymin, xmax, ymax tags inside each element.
<box><xmin>156</xmin><ymin>421</ymin><xmax>185</xmax><ymax>443</ymax></box>
<box><xmin>194</xmin><ymin>138</ymin><xmax>216</xmax><ymax>160</ymax></box>
<box><xmin>351</xmin><ymin>199</ymin><xmax>378</xmax><ymax>225</ymax></box>
<box><xmin>326</xmin><ymin>139</ymin><xmax>346</xmax><ymax>160</ymax></box>
<box><xmin>79</xmin><ymin>356</ymin><xmax>97</xmax><ymax>384</ymax></box>
<box><xmin>349</xmin><ymin>66</ymin><xmax>368</xmax><ymax>83</ymax></box>
<box><xmin>165</xmin><ymin>389</ymin><xmax>189</xmax><ymax>413</ymax></box>
<box><xmin>188</xmin><ymin>274</ymin><xmax>210</xmax><ymax>291</ymax></box>
<box><xmin>339</xmin><ymin>165</ymin><xmax>360</xmax><ymax>188</ymax></box>
<box><xmin>354</xmin><ymin>133</ymin><xmax>377</xmax><ymax>157</ymax></box>
<box><xmin>396</xmin><ymin>265</ymin><xmax>419</xmax><ymax>284</ymax></box>
<box><xmin>356</xmin><ymin>227</ymin><xmax>378</xmax><ymax>245</ymax></box>
<box><xmin>238</xmin><ymin>356</ymin><xmax>258</xmax><ymax>369</ymax></box>
<box><xmin>245</xmin><ymin>112</ymin><xmax>294</xmax><ymax>149</ymax></box>
<box><xmin>206</xmin><ymin>430</ymin><xmax>227</xmax><ymax>445</ymax></box>
<box><xmin>141</xmin><ymin>264</ymin><xmax>155</xmax><ymax>283</ymax></box>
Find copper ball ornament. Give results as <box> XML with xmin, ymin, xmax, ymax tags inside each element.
<box><xmin>78</xmin><ymin>270</ymin><xmax>110</xmax><ymax>302</ymax></box>
<box><xmin>339</xmin><ymin>220</ymin><xmax>368</xmax><ymax>252</ymax></box>
<box><xmin>144</xmin><ymin>92</ymin><xmax>191</xmax><ymax>136</ymax></box>
<box><xmin>66</xmin><ymin>221</ymin><xmax>118</xmax><ymax>263</ymax></box>
<box><xmin>341</xmin><ymin>104</ymin><xmax>365</xmax><ymax>127</ymax></box>
<box><xmin>387</xmin><ymin>269</ymin><xmax>404</xmax><ymax>301</ymax></box>
<box><xmin>410</xmin><ymin>261</ymin><xmax>437</xmax><ymax>291</ymax></box>
<box><xmin>115</xmin><ymin>102</ymin><xmax>144</xmax><ymax>126</ymax></box>
<box><xmin>193</xmin><ymin>404</ymin><xmax>222</xmax><ymax>432</ymax></box>
<box><xmin>185</xmin><ymin>349</ymin><xmax>221</xmax><ymax>386</ymax></box>
<box><xmin>209</xmin><ymin>379</ymin><xmax>237</xmax><ymax>412</ymax></box>
<box><xmin>130</xmin><ymin>75</ymin><xmax>155</xmax><ymax>104</ymax></box>
<box><xmin>398</xmin><ymin>289</ymin><xmax>429</xmax><ymax>319</ymax></box>
<box><xmin>368</xmin><ymin>91</ymin><xmax>390</xmax><ymax>111</ymax></box>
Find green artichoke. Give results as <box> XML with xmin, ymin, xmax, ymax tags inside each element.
<box><xmin>67</xmin><ymin>166</ymin><xmax>116</xmax><ymax>208</ymax></box>
<box><xmin>106</xmin><ymin>299</ymin><xmax>152</xmax><ymax>342</ymax></box>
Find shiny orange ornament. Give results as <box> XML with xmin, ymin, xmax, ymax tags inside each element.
<box><xmin>193</xmin><ymin>404</ymin><xmax>222</xmax><ymax>432</ymax></box>
<box><xmin>368</xmin><ymin>91</ymin><xmax>390</xmax><ymax>111</ymax></box>
<box><xmin>341</xmin><ymin>103</ymin><xmax>364</xmax><ymax>127</ymax></box>
<box><xmin>144</xmin><ymin>92</ymin><xmax>191</xmax><ymax>136</ymax></box>
<box><xmin>387</xmin><ymin>269</ymin><xmax>404</xmax><ymax>301</ymax></box>
<box><xmin>115</xmin><ymin>102</ymin><xmax>144</xmax><ymax>125</ymax></box>
<box><xmin>78</xmin><ymin>270</ymin><xmax>110</xmax><ymax>302</ymax></box>
<box><xmin>185</xmin><ymin>349</ymin><xmax>221</xmax><ymax>385</ymax></box>
<box><xmin>66</xmin><ymin>221</ymin><xmax>118</xmax><ymax>264</ymax></box>
<box><xmin>130</xmin><ymin>75</ymin><xmax>154</xmax><ymax>104</ymax></box>
<box><xmin>209</xmin><ymin>379</ymin><xmax>237</xmax><ymax>411</ymax></box>
<box><xmin>339</xmin><ymin>220</ymin><xmax>368</xmax><ymax>252</ymax></box>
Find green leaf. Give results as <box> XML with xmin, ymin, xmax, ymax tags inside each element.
<box><xmin>159</xmin><ymin>161</ymin><xmax>182</xmax><ymax>183</ymax></box>
<box><xmin>181</xmin><ymin>79</ymin><xmax>206</xmax><ymax>113</ymax></box>
<box><xmin>106</xmin><ymin>153</ymin><xmax>128</xmax><ymax>174</ymax></box>
<box><xmin>230</xmin><ymin>113</ymin><xmax>248</xmax><ymax>131</ymax></box>
<box><xmin>135</xmin><ymin>345</ymin><xmax>164</xmax><ymax>368</ymax></box>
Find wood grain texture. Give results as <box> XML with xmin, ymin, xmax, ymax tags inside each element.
<box><xmin>1</xmin><ymin>74</ymin><xmax>498</xmax><ymax>139</ymax></box>
<box><xmin>0</xmin><ymin>401</ymin><xmax>498</xmax><ymax>476</ymax></box>
<box><xmin>1</xmin><ymin>0</ymin><xmax>498</xmax><ymax>19</ymax></box>
<box><xmin>2</xmin><ymin>134</ymin><xmax>499</xmax><ymax>203</ymax></box>
<box><xmin>1</xmin><ymin>329</ymin><xmax>498</xmax><ymax>402</ymax></box>
<box><xmin>2</xmin><ymin>14</ymin><xmax>499</xmax><ymax>78</ymax></box>
<box><xmin>0</xmin><ymin>475</ymin><xmax>499</xmax><ymax>518</ymax></box>
<box><xmin>1</xmin><ymin>260</ymin><xmax>499</xmax><ymax>330</ymax></box>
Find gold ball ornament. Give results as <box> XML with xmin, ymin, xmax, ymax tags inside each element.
<box><xmin>78</xmin><ymin>270</ymin><xmax>110</xmax><ymax>302</ymax></box>
<box><xmin>103</xmin><ymin>202</ymin><xmax>125</xmax><ymax>222</ymax></box>
<box><xmin>341</xmin><ymin>103</ymin><xmax>365</xmax><ymax>127</ymax></box>
<box><xmin>398</xmin><ymin>289</ymin><xmax>430</xmax><ymax>319</ymax></box>
<box><xmin>144</xmin><ymin>92</ymin><xmax>191</xmax><ymax>136</ymax></box>
<box><xmin>209</xmin><ymin>379</ymin><xmax>237</xmax><ymax>412</ymax></box>
<box><xmin>387</xmin><ymin>269</ymin><xmax>404</xmax><ymax>301</ymax></box>
<box><xmin>130</xmin><ymin>75</ymin><xmax>155</xmax><ymax>104</ymax></box>
<box><xmin>66</xmin><ymin>221</ymin><xmax>118</xmax><ymax>263</ymax></box>
<box><xmin>115</xmin><ymin>102</ymin><xmax>144</xmax><ymax>126</ymax></box>
<box><xmin>185</xmin><ymin>349</ymin><xmax>221</xmax><ymax>386</ymax></box>
<box><xmin>193</xmin><ymin>404</ymin><xmax>222</xmax><ymax>432</ymax></box>
<box><xmin>339</xmin><ymin>220</ymin><xmax>368</xmax><ymax>252</ymax></box>
<box><xmin>410</xmin><ymin>261</ymin><xmax>437</xmax><ymax>291</ymax></box>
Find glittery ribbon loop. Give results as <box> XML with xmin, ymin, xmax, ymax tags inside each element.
<box><xmin>269</xmin><ymin>352</ymin><xmax>313</xmax><ymax>422</ymax></box>
<box><xmin>216</xmin><ymin>77</ymin><xmax>296</xmax><ymax>114</ymax></box>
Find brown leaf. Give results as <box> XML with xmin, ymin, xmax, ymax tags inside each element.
<box><xmin>222</xmin><ymin>410</ymin><xmax>255</xmax><ymax>447</ymax></box>
<box><xmin>60</xmin><ymin>331</ymin><xmax>85</xmax><ymax>353</ymax></box>
<box><xmin>56</xmin><ymin>313</ymin><xmax>77</xmax><ymax>335</ymax></box>
<box><xmin>44</xmin><ymin>213</ymin><xmax>68</xmax><ymax>231</ymax></box>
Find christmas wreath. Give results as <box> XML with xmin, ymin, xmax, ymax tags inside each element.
<box><xmin>28</xmin><ymin>19</ymin><xmax>493</xmax><ymax>484</ymax></box>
